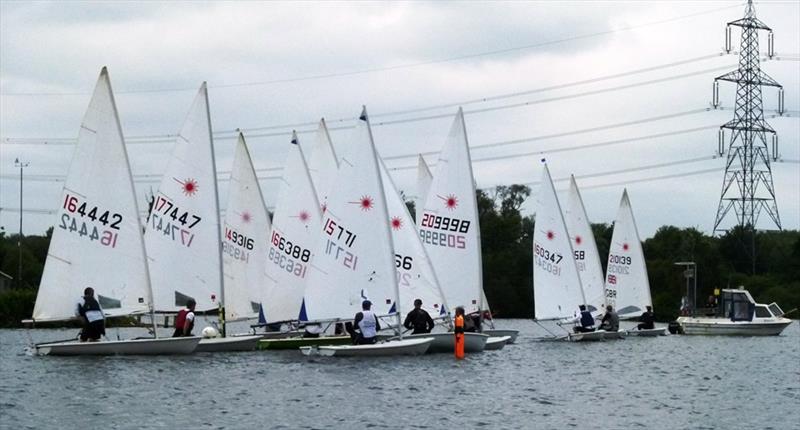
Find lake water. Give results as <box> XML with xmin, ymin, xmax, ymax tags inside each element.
<box><xmin>1</xmin><ymin>319</ymin><xmax>798</xmax><ymax>429</ymax></box>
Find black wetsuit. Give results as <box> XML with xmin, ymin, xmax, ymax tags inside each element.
<box><xmin>403</xmin><ymin>308</ymin><xmax>435</xmax><ymax>334</ymax></box>
<box><xmin>77</xmin><ymin>296</ymin><xmax>105</xmax><ymax>341</ymax></box>
<box><xmin>637</xmin><ymin>311</ymin><xmax>655</xmax><ymax>330</ymax></box>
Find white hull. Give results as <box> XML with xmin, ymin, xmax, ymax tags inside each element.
<box><xmin>35</xmin><ymin>336</ymin><xmax>200</xmax><ymax>356</ymax></box>
<box><xmin>408</xmin><ymin>332</ymin><xmax>489</xmax><ymax>353</ymax></box>
<box><xmin>300</xmin><ymin>337</ymin><xmax>433</xmax><ymax>357</ymax></box>
<box><xmin>482</xmin><ymin>329</ymin><xmax>518</xmax><ymax>343</ymax></box>
<box><xmin>626</xmin><ymin>327</ymin><xmax>667</xmax><ymax>337</ymax></box>
<box><xmin>602</xmin><ymin>330</ymin><xmax>625</xmax><ymax>340</ymax></box>
<box><xmin>484</xmin><ymin>336</ymin><xmax>511</xmax><ymax>350</ymax></box>
<box><xmin>196</xmin><ymin>335</ymin><xmax>261</xmax><ymax>352</ymax></box>
<box><xmin>568</xmin><ymin>330</ymin><xmax>606</xmax><ymax>342</ymax></box>
<box><xmin>676</xmin><ymin>317</ymin><xmax>792</xmax><ymax>336</ymax></box>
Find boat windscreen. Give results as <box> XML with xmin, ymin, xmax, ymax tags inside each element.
<box><xmin>755</xmin><ymin>305</ymin><xmax>772</xmax><ymax>318</ymax></box>
<box><xmin>768</xmin><ymin>303</ymin><xmax>784</xmax><ymax>317</ymax></box>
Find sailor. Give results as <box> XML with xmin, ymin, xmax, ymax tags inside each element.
<box><xmin>598</xmin><ymin>305</ymin><xmax>620</xmax><ymax>332</ymax></box>
<box><xmin>570</xmin><ymin>304</ymin><xmax>596</xmax><ymax>333</ymax></box>
<box><xmin>173</xmin><ymin>299</ymin><xmax>196</xmax><ymax>337</ymax></box>
<box><xmin>637</xmin><ymin>305</ymin><xmax>655</xmax><ymax>330</ymax></box>
<box><xmin>353</xmin><ymin>300</ymin><xmax>380</xmax><ymax>345</ymax></box>
<box><xmin>454</xmin><ymin>306</ymin><xmax>465</xmax><ymax>359</ymax></box>
<box><xmin>403</xmin><ymin>299</ymin><xmax>435</xmax><ymax>334</ymax></box>
<box><xmin>76</xmin><ymin>287</ymin><xmax>105</xmax><ymax>342</ymax></box>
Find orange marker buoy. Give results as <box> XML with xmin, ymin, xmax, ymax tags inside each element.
<box><xmin>454</xmin><ymin>310</ymin><xmax>465</xmax><ymax>359</ymax></box>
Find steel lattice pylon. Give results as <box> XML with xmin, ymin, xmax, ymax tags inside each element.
<box><xmin>712</xmin><ymin>0</ymin><xmax>783</xmax><ymax>233</ymax></box>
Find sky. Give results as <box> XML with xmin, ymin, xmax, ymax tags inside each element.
<box><xmin>1</xmin><ymin>0</ymin><xmax>798</xmax><ymax>238</ymax></box>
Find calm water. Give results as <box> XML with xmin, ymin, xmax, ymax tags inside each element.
<box><xmin>1</xmin><ymin>319</ymin><xmax>798</xmax><ymax>429</ymax></box>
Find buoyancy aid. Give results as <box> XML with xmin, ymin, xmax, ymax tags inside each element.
<box><xmin>358</xmin><ymin>310</ymin><xmax>378</xmax><ymax>338</ymax></box>
<box><xmin>580</xmin><ymin>310</ymin><xmax>595</xmax><ymax>328</ymax></box>
<box><xmin>175</xmin><ymin>309</ymin><xmax>194</xmax><ymax>335</ymax></box>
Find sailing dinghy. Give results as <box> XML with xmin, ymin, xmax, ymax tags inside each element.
<box><xmin>27</xmin><ymin>68</ymin><xmax>199</xmax><ymax>355</ymax></box>
<box><xmin>533</xmin><ymin>164</ymin><xmax>604</xmax><ymax>341</ymax></box>
<box><xmin>257</xmin><ymin>131</ymin><xmax>351</xmax><ymax>350</ymax></box>
<box><xmin>605</xmin><ymin>190</ymin><xmax>666</xmax><ymax>336</ymax></box>
<box><xmin>417</xmin><ymin>109</ymin><xmax>515</xmax><ymax>350</ymax></box>
<box><xmin>300</xmin><ymin>107</ymin><xmax>432</xmax><ymax>357</ymax></box>
<box><xmin>197</xmin><ymin>132</ymin><xmax>267</xmax><ymax>352</ymax></box>
<box><xmin>145</xmin><ymin>84</ymin><xmax>258</xmax><ymax>351</ymax></box>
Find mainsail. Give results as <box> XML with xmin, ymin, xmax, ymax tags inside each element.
<box><xmin>532</xmin><ymin>164</ymin><xmax>585</xmax><ymax>320</ymax></box>
<box><xmin>33</xmin><ymin>68</ymin><xmax>152</xmax><ymax>322</ymax></box>
<box><xmin>415</xmin><ymin>154</ymin><xmax>433</xmax><ymax>221</ymax></box>
<box><xmin>605</xmin><ymin>189</ymin><xmax>652</xmax><ymax>319</ymax></box>
<box><xmin>302</xmin><ymin>108</ymin><xmax>399</xmax><ymax>321</ymax></box>
<box><xmin>565</xmin><ymin>175</ymin><xmax>606</xmax><ymax>314</ymax></box>
<box><xmin>145</xmin><ymin>83</ymin><xmax>223</xmax><ymax>313</ymax></box>
<box><xmin>221</xmin><ymin>133</ymin><xmax>270</xmax><ymax>321</ymax></box>
<box><xmin>263</xmin><ymin>131</ymin><xmax>322</xmax><ymax>323</ymax></box>
<box><xmin>418</xmin><ymin>108</ymin><xmax>484</xmax><ymax>314</ymax></box>
<box><xmin>378</xmin><ymin>156</ymin><xmax>448</xmax><ymax>320</ymax></box>
<box><xmin>307</xmin><ymin>118</ymin><xmax>339</xmax><ymax>214</ymax></box>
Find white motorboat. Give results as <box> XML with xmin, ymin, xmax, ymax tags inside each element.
<box><xmin>196</xmin><ymin>334</ymin><xmax>262</xmax><ymax>352</ymax></box>
<box><xmin>407</xmin><ymin>332</ymin><xmax>489</xmax><ymax>353</ymax></box>
<box><xmin>35</xmin><ymin>336</ymin><xmax>200</xmax><ymax>356</ymax></box>
<box><xmin>676</xmin><ymin>289</ymin><xmax>792</xmax><ymax>336</ymax></box>
<box><xmin>484</xmin><ymin>336</ymin><xmax>511</xmax><ymax>350</ymax></box>
<box><xmin>482</xmin><ymin>329</ymin><xmax>518</xmax><ymax>344</ymax></box>
<box><xmin>300</xmin><ymin>337</ymin><xmax>433</xmax><ymax>357</ymax></box>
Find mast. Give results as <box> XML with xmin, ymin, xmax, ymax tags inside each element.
<box><xmin>362</xmin><ymin>107</ymin><xmax>403</xmax><ymax>338</ymax></box>
<box><xmin>202</xmin><ymin>83</ymin><xmax>226</xmax><ymax>337</ymax></box>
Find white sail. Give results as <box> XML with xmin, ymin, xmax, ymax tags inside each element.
<box><xmin>565</xmin><ymin>175</ymin><xmax>606</xmax><ymax>314</ymax></box>
<box><xmin>302</xmin><ymin>108</ymin><xmax>399</xmax><ymax>321</ymax></box>
<box><xmin>605</xmin><ymin>189</ymin><xmax>652</xmax><ymax>319</ymax></box>
<box><xmin>307</xmin><ymin>118</ymin><xmax>339</xmax><ymax>214</ymax></box>
<box><xmin>415</xmin><ymin>154</ymin><xmax>433</xmax><ymax>220</ymax></box>
<box><xmin>263</xmin><ymin>131</ymin><xmax>322</xmax><ymax>323</ymax></box>
<box><xmin>145</xmin><ymin>83</ymin><xmax>223</xmax><ymax>313</ymax></box>
<box><xmin>418</xmin><ymin>108</ymin><xmax>484</xmax><ymax>314</ymax></box>
<box><xmin>532</xmin><ymin>164</ymin><xmax>585</xmax><ymax>320</ymax></box>
<box><xmin>221</xmin><ymin>133</ymin><xmax>271</xmax><ymax>321</ymax></box>
<box><xmin>379</xmin><ymin>156</ymin><xmax>449</xmax><ymax>321</ymax></box>
<box><xmin>33</xmin><ymin>68</ymin><xmax>152</xmax><ymax>322</ymax></box>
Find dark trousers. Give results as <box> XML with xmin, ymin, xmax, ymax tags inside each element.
<box><xmin>80</xmin><ymin>320</ymin><xmax>105</xmax><ymax>341</ymax></box>
<box><xmin>574</xmin><ymin>326</ymin><xmax>595</xmax><ymax>333</ymax></box>
<box><xmin>637</xmin><ymin>323</ymin><xmax>654</xmax><ymax>330</ymax></box>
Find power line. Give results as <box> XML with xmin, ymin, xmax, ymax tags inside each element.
<box><xmin>0</xmin><ymin>4</ymin><xmax>742</xmax><ymax>97</ymax></box>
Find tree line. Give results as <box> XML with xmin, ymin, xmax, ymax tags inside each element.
<box><xmin>1</xmin><ymin>184</ymin><xmax>798</xmax><ymax>327</ymax></box>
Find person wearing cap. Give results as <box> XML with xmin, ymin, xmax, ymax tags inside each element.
<box><xmin>403</xmin><ymin>298</ymin><xmax>435</xmax><ymax>334</ymax></box>
<box><xmin>173</xmin><ymin>299</ymin><xmax>197</xmax><ymax>337</ymax></box>
<box><xmin>352</xmin><ymin>300</ymin><xmax>381</xmax><ymax>344</ymax></box>
<box><xmin>637</xmin><ymin>305</ymin><xmax>655</xmax><ymax>330</ymax></box>
<box><xmin>76</xmin><ymin>287</ymin><xmax>105</xmax><ymax>342</ymax></box>
<box><xmin>598</xmin><ymin>305</ymin><xmax>620</xmax><ymax>332</ymax></box>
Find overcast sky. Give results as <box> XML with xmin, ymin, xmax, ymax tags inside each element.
<box><xmin>1</xmin><ymin>0</ymin><xmax>798</xmax><ymax>238</ymax></box>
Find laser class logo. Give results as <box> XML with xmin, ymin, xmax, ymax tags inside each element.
<box><xmin>174</xmin><ymin>178</ymin><xmax>199</xmax><ymax>197</ymax></box>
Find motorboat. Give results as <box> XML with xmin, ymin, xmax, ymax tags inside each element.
<box><xmin>676</xmin><ymin>289</ymin><xmax>792</xmax><ymax>336</ymax></box>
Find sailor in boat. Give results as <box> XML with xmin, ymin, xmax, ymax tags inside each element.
<box><xmin>352</xmin><ymin>300</ymin><xmax>381</xmax><ymax>345</ymax></box>
<box><xmin>172</xmin><ymin>299</ymin><xmax>197</xmax><ymax>337</ymax></box>
<box><xmin>636</xmin><ymin>305</ymin><xmax>655</xmax><ymax>330</ymax></box>
<box><xmin>598</xmin><ymin>305</ymin><xmax>620</xmax><ymax>332</ymax></box>
<box><xmin>569</xmin><ymin>305</ymin><xmax>596</xmax><ymax>333</ymax></box>
<box><xmin>76</xmin><ymin>287</ymin><xmax>106</xmax><ymax>342</ymax></box>
<box><xmin>403</xmin><ymin>299</ymin><xmax>435</xmax><ymax>334</ymax></box>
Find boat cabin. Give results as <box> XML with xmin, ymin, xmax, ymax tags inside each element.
<box><xmin>719</xmin><ymin>289</ymin><xmax>785</xmax><ymax>321</ymax></box>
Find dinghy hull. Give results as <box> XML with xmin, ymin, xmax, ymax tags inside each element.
<box><xmin>568</xmin><ymin>330</ymin><xmax>606</xmax><ymax>342</ymax></box>
<box><xmin>196</xmin><ymin>335</ymin><xmax>261</xmax><ymax>352</ymax></box>
<box><xmin>484</xmin><ymin>336</ymin><xmax>511</xmax><ymax>350</ymax></box>
<box><xmin>257</xmin><ymin>336</ymin><xmax>352</xmax><ymax>350</ymax></box>
<box><xmin>482</xmin><ymin>329</ymin><xmax>518</xmax><ymax>343</ymax></box>
<box><xmin>407</xmin><ymin>332</ymin><xmax>489</xmax><ymax>353</ymax></box>
<box><xmin>300</xmin><ymin>338</ymin><xmax>433</xmax><ymax>357</ymax></box>
<box><xmin>602</xmin><ymin>330</ymin><xmax>625</xmax><ymax>340</ymax></box>
<box><xmin>35</xmin><ymin>336</ymin><xmax>200</xmax><ymax>356</ymax></box>
<box><xmin>626</xmin><ymin>327</ymin><xmax>667</xmax><ymax>337</ymax></box>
